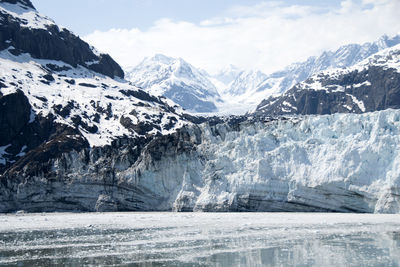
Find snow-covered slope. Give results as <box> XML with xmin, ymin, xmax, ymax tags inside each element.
<box><xmin>0</xmin><ymin>49</ymin><xmax>188</xmax><ymax>146</ymax></box>
<box><xmin>255</xmin><ymin>43</ymin><xmax>400</xmax><ymax>116</ymax></box>
<box><xmin>125</xmin><ymin>54</ymin><xmax>221</xmax><ymax>113</ymax></box>
<box><xmin>0</xmin><ymin>0</ymin><xmax>54</xmax><ymax>30</ymax></box>
<box><xmin>212</xmin><ymin>69</ymin><xmax>270</xmax><ymax>115</ymax></box>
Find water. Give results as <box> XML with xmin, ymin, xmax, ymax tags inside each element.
<box><xmin>0</xmin><ymin>212</ymin><xmax>400</xmax><ymax>266</ymax></box>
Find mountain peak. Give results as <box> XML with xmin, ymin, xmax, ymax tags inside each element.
<box><xmin>146</xmin><ymin>54</ymin><xmax>191</xmax><ymax>70</ymax></box>
<box><xmin>125</xmin><ymin>55</ymin><xmax>220</xmax><ymax>113</ymax></box>
<box><xmin>150</xmin><ymin>53</ymin><xmax>175</xmax><ymax>64</ymax></box>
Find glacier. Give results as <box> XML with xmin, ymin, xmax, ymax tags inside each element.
<box><xmin>2</xmin><ymin>109</ymin><xmax>400</xmax><ymax>213</ymax></box>
<box><xmin>139</xmin><ymin>109</ymin><xmax>400</xmax><ymax>213</ymax></box>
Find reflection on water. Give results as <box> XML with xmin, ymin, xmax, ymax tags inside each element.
<box><xmin>0</xmin><ymin>213</ymin><xmax>399</xmax><ymax>266</ymax></box>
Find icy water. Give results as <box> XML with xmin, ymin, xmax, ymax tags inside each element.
<box><xmin>0</xmin><ymin>213</ymin><xmax>400</xmax><ymax>266</ymax></box>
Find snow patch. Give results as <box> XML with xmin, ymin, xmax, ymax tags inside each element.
<box><xmin>354</xmin><ymin>81</ymin><xmax>372</xmax><ymax>88</ymax></box>
<box><xmin>347</xmin><ymin>94</ymin><xmax>366</xmax><ymax>112</ymax></box>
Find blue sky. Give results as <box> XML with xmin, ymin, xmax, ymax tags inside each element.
<box><xmin>33</xmin><ymin>0</ymin><xmax>343</xmax><ymax>36</ymax></box>
<box><xmin>32</xmin><ymin>0</ymin><xmax>399</xmax><ymax>74</ymax></box>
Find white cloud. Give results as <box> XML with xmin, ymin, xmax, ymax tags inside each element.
<box><xmin>84</xmin><ymin>0</ymin><xmax>400</xmax><ymax>74</ymax></box>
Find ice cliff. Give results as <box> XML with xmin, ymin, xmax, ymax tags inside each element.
<box><xmin>1</xmin><ymin>109</ymin><xmax>400</xmax><ymax>213</ymax></box>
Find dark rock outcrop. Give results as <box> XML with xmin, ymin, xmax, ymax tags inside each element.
<box><xmin>0</xmin><ymin>90</ymin><xmax>31</xmax><ymax>146</ymax></box>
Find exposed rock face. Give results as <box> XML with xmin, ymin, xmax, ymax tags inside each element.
<box><xmin>255</xmin><ymin>45</ymin><xmax>400</xmax><ymax>116</ymax></box>
<box><xmin>0</xmin><ymin>0</ymin><xmax>124</xmax><ymax>79</ymax></box>
<box><xmin>1</xmin><ymin>110</ymin><xmax>400</xmax><ymax>213</ymax></box>
<box><xmin>0</xmin><ymin>90</ymin><xmax>31</xmax><ymax>146</ymax></box>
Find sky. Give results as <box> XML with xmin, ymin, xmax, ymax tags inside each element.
<box><xmin>33</xmin><ymin>0</ymin><xmax>400</xmax><ymax>74</ymax></box>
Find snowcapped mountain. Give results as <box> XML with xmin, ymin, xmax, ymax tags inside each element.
<box><xmin>125</xmin><ymin>54</ymin><xmax>221</xmax><ymax>113</ymax></box>
<box><xmin>0</xmin><ymin>0</ymin><xmax>124</xmax><ymax>79</ymax></box>
<box><xmin>255</xmin><ymin>44</ymin><xmax>400</xmax><ymax>116</ymax></box>
<box><xmin>0</xmin><ymin>0</ymin><xmax>195</xmax><ymax>173</ymax></box>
